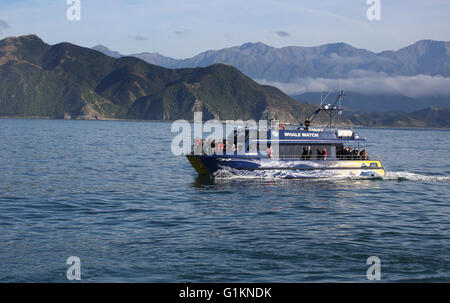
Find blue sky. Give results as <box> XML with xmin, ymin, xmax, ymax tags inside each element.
<box><xmin>1</xmin><ymin>0</ymin><xmax>450</xmax><ymax>58</ymax></box>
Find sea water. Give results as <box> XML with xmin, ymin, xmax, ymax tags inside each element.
<box><xmin>0</xmin><ymin>119</ymin><xmax>449</xmax><ymax>282</ymax></box>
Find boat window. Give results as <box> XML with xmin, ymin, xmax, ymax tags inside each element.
<box><xmin>236</xmin><ymin>131</ymin><xmax>245</xmax><ymax>153</ymax></box>
<box><xmin>279</xmin><ymin>144</ymin><xmax>335</xmax><ymax>159</ymax></box>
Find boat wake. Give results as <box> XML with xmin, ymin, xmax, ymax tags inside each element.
<box><xmin>213</xmin><ymin>168</ymin><xmax>450</xmax><ymax>182</ymax></box>
<box><xmin>383</xmin><ymin>171</ymin><xmax>450</xmax><ymax>182</ymax></box>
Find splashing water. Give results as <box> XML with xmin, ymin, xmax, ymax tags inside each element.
<box><xmin>213</xmin><ymin>168</ymin><xmax>450</xmax><ymax>182</ymax></box>
<box><xmin>383</xmin><ymin>171</ymin><xmax>450</xmax><ymax>182</ymax></box>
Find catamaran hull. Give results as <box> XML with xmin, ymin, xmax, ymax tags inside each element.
<box><xmin>186</xmin><ymin>155</ymin><xmax>386</xmax><ymax>179</ymax></box>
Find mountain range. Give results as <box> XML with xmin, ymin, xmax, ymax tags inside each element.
<box><xmin>93</xmin><ymin>40</ymin><xmax>450</xmax><ymax>80</ymax></box>
<box><xmin>291</xmin><ymin>92</ymin><xmax>450</xmax><ymax>113</ymax></box>
<box><xmin>346</xmin><ymin>107</ymin><xmax>450</xmax><ymax>128</ymax></box>
<box><xmin>0</xmin><ymin>35</ymin><xmax>318</xmax><ymax>123</ymax></box>
<box><xmin>0</xmin><ymin>34</ymin><xmax>448</xmax><ymax>128</ymax></box>
<box><xmin>93</xmin><ymin>40</ymin><xmax>450</xmax><ymax>112</ymax></box>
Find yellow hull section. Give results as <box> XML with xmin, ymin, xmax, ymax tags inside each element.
<box><xmin>186</xmin><ymin>155</ymin><xmax>209</xmax><ymax>175</ymax></box>
<box><xmin>186</xmin><ymin>155</ymin><xmax>386</xmax><ymax>178</ymax></box>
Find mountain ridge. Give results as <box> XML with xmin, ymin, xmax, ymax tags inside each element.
<box><xmin>0</xmin><ymin>34</ymin><xmax>318</xmax><ymax>123</ymax></box>
<box><xmin>346</xmin><ymin>107</ymin><xmax>450</xmax><ymax>128</ymax></box>
<box><xmin>93</xmin><ymin>39</ymin><xmax>450</xmax><ymax>81</ymax></box>
<box><xmin>92</xmin><ymin>40</ymin><xmax>450</xmax><ymax>114</ymax></box>
<box><xmin>1</xmin><ymin>35</ymin><xmax>449</xmax><ymax>128</ymax></box>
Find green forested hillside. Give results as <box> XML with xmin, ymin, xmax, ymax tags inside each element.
<box><xmin>0</xmin><ymin>35</ymin><xmax>317</xmax><ymax>123</ymax></box>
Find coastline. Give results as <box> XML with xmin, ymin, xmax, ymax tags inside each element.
<box><xmin>1</xmin><ymin>115</ymin><xmax>449</xmax><ymax>130</ymax></box>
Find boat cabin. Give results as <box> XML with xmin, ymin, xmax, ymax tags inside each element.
<box><xmin>218</xmin><ymin>126</ymin><xmax>368</xmax><ymax>160</ymax></box>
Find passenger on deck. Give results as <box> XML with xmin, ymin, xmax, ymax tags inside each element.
<box><xmin>302</xmin><ymin>147</ymin><xmax>308</xmax><ymax>160</ymax></box>
<box><xmin>322</xmin><ymin>148</ymin><xmax>327</xmax><ymax>160</ymax></box>
<box><xmin>339</xmin><ymin>146</ymin><xmax>344</xmax><ymax>159</ymax></box>
<box><xmin>200</xmin><ymin>139</ymin><xmax>205</xmax><ymax>154</ymax></box>
<box><xmin>304</xmin><ymin>117</ymin><xmax>311</xmax><ymax>131</ymax></box>
<box><xmin>201</xmin><ymin>139</ymin><xmax>208</xmax><ymax>154</ymax></box>
<box><xmin>336</xmin><ymin>146</ymin><xmax>343</xmax><ymax>160</ymax></box>
<box><xmin>316</xmin><ymin>148</ymin><xmax>322</xmax><ymax>160</ymax></box>
<box><xmin>223</xmin><ymin>139</ymin><xmax>227</xmax><ymax>154</ymax></box>
<box><xmin>211</xmin><ymin>139</ymin><xmax>216</xmax><ymax>154</ymax></box>
<box><xmin>193</xmin><ymin>137</ymin><xmax>201</xmax><ymax>154</ymax></box>
<box><xmin>341</xmin><ymin>146</ymin><xmax>348</xmax><ymax>159</ymax></box>
<box><xmin>266</xmin><ymin>146</ymin><xmax>273</xmax><ymax>158</ymax></box>
<box><xmin>217</xmin><ymin>139</ymin><xmax>224</xmax><ymax>154</ymax></box>
<box><xmin>360</xmin><ymin>149</ymin><xmax>367</xmax><ymax>160</ymax></box>
<box><xmin>353</xmin><ymin>148</ymin><xmax>359</xmax><ymax>160</ymax></box>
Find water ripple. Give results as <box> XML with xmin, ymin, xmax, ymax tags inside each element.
<box><xmin>0</xmin><ymin>120</ymin><xmax>449</xmax><ymax>282</ymax></box>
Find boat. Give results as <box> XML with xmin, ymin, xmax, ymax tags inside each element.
<box><xmin>186</xmin><ymin>90</ymin><xmax>386</xmax><ymax>179</ymax></box>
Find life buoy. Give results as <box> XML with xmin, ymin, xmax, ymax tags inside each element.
<box><xmin>278</xmin><ymin>124</ymin><xmax>286</xmax><ymax>130</ymax></box>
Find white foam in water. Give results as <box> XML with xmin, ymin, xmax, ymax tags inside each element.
<box><xmin>383</xmin><ymin>171</ymin><xmax>450</xmax><ymax>182</ymax></box>
<box><xmin>213</xmin><ymin>169</ymin><xmax>450</xmax><ymax>182</ymax></box>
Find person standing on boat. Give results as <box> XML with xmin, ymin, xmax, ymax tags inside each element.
<box><xmin>307</xmin><ymin>146</ymin><xmax>312</xmax><ymax>160</ymax></box>
<box><xmin>217</xmin><ymin>139</ymin><xmax>224</xmax><ymax>154</ymax></box>
<box><xmin>201</xmin><ymin>139</ymin><xmax>207</xmax><ymax>155</ymax></box>
<box><xmin>322</xmin><ymin>148</ymin><xmax>327</xmax><ymax>160</ymax></box>
<box><xmin>193</xmin><ymin>137</ymin><xmax>201</xmax><ymax>155</ymax></box>
<box><xmin>304</xmin><ymin>117</ymin><xmax>311</xmax><ymax>131</ymax></box>
<box><xmin>302</xmin><ymin>147</ymin><xmax>308</xmax><ymax>160</ymax></box>
<box><xmin>360</xmin><ymin>149</ymin><xmax>367</xmax><ymax>160</ymax></box>
<box><xmin>211</xmin><ymin>139</ymin><xmax>216</xmax><ymax>154</ymax></box>
<box><xmin>336</xmin><ymin>145</ymin><xmax>343</xmax><ymax>160</ymax></box>
<box><xmin>266</xmin><ymin>146</ymin><xmax>273</xmax><ymax>158</ymax></box>
<box><xmin>222</xmin><ymin>139</ymin><xmax>227</xmax><ymax>154</ymax></box>
<box><xmin>342</xmin><ymin>146</ymin><xmax>348</xmax><ymax>159</ymax></box>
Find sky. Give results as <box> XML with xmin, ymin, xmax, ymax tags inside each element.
<box><xmin>1</xmin><ymin>0</ymin><xmax>450</xmax><ymax>58</ymax></box>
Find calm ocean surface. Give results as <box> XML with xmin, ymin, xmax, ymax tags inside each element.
<box><xmin>0</xmin><ymin>119</ymin><xmax>449</xmax><ymax>282</ymax></box>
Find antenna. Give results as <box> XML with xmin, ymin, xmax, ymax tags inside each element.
<box><xmin>306</xmin><ymin>87</ymin><xmax>345</xmax><ymax>128</ymax></box>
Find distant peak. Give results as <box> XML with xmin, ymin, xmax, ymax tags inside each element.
<box><xmin>91</xmin><ymin>44</ymin><xmax>123</xmax><ymax>58</ymax></box>
<box><xmin>322</xmin><ymin>42</ymin><xmax>354</xmax><ymax>49</ymax></box>
<box><xmin>239</xmin><ymin>42</ymin><xmax>269</xmax><ymax>50</ymax></box>
<box><xmin>20</xmin><ymin>34</ymin><xmax>42</xmax><ymax>40</ymax></box>
<box><xmin>240</xmin><ymin>42</ymin><xmax>254</xmax><ymax>48</ymax></box>
<box><xmin>1</xmin><ymin>34</ymin><xmax>44</xmax><ymax>44</ymax></box>
<box><xmin>207</xmin><ymin>63</ymin><xmax>234</xmax><ymax>70</ymax></box>
<box><xmin>404</xmin><ymin>39</ymin><xmax>449</xmax><ymax>49</ymax></box>
<box><xmin>135</xmin><ymin>51</ymin><xmax>163</xmax><ymax>56</ymax></box>
<box><xmin>414</xmin><ymin>39</ymin><xmax>441</xmax><ymax>44</ymax></box>
<box><xmin>92</xmin><ymin>44</ymin><xmax>110</xmax><ymax>50</ymax></box>
<box><xmin>211</xmin><ymin>63</ymin><xmax>232</xmax><ymax>67</ymax></box>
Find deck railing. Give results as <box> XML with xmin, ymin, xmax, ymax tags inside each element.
<box><xmin>190</xmin><ymin>147</ymin><xmax>373</xmax><ymax>161</ymax></box>
<box><xmin>277</xmin><ymin>155</ymin><xmax>371</xmax><ymax>161</ymax></box>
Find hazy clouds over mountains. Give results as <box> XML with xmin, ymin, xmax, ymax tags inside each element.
<box><xmin>258</xmin><ymin>73</ymin><xmax>450</xmax><ymax>98</ymax></box>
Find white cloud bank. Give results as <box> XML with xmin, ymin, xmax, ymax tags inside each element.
<box><xmin>257</xmin><ymin>74</ymin><xmax>450</xmax><ymax>98</ymax></box>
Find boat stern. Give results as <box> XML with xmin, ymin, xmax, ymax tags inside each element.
<box><xmin>357</xmin><ymin>160</ymin><xmax>386</xmax><ymax>177</ymax></box>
